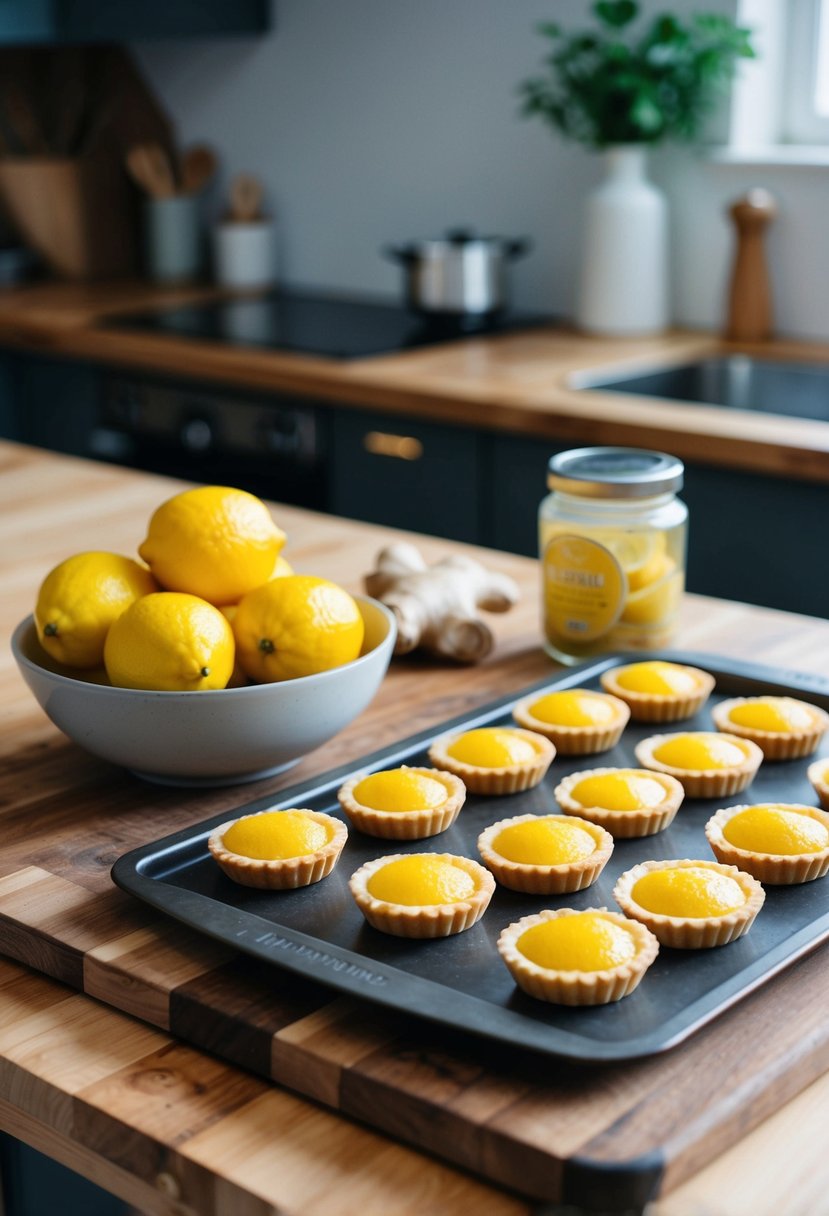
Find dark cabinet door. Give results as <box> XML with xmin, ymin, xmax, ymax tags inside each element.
<box><xmin>329</xmin><ymin>410</ymin><xmax>483</xmax><ymax>544</ymax></box>
<box><xmin>0</xmin><ymin>0</ymin><xmax>269</xmax><ymax>42</ymax></box>
<box><xmin>488</xmin><ymin>433</ymin><xmax>565</xmax><ymax>557</ymax></box>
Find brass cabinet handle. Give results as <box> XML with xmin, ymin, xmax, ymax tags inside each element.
<box><xmin>362</xmin><ymin>431</ymin><xmax>423</xmax><ymax>461</ymax></box>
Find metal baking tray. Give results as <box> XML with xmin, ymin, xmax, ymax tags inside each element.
<box><xmin>113</xmin><ymin>651</ymin><xmax>829</xmax><ymax>1063</ymax></box>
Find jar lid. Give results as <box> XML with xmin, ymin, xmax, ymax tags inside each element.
<box><xmin>546</xmin><ymin>447</ymin><xmax>684</xmax><ymax>498</ymax></box>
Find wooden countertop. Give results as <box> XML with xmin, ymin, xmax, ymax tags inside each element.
<box><xmin>3</xmin><ymin>440</ymin><xmax>829</xmax><ymax>1216</ymax></box>
<box><xmin>0</xmin><ymin>280</ymin><xmax>828</xmax><ymax>482</ymax></box>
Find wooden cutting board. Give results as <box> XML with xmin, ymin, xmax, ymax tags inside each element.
<box><xmin>5</xmin><ymin>443</ymin><xmax>829</xmax><ymax>1212</ymax></box>
<box><xmin>3</xmin><ymin>736</ymin><xmax>829</xmax><ymax>1212</ymax></box>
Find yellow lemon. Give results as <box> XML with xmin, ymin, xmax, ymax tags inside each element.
<box><xmin>138</xmin><ymin>485</ymin><xmax>286</xmax><ymax>605</ymax></box>
<box><xmin>35</xmin><ymin>551</ymin><xmax>158</xmax><ymax>668</ymax></box>
<box><xmin>272</xmin><ymin>554</ymin><xmax>293</xmax><ymax>578</ymax></box>
<box><xmin>232</xmin><ymin>574</ymin><xmax>364</xmax><ymax>683</ymax></box>
<box><xmin>104</xmin><ymin>592</ymin><xmax>235</xmax><ymax>691</ymax></box>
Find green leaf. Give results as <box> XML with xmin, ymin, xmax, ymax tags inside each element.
<box><xmin>594</xmin><ymin>1</ymin><xmax>638</xmax><ymax>28</ymax></box>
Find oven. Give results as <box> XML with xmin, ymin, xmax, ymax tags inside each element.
<box><xmin>90</xmin><ymin>373</ymin><xmax>329</xmax><ymax>509</ymax></box>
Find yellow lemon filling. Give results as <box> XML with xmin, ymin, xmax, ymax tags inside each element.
<box><xmin>493</xmin><ymin>818</ymin><xmax>598</xmax><ymax>865</ymax></box>
<box><xmin>723</xmin><ymin>806</ymin><xmax>829</xmax><ymax>855</ymax></box>
<box><xmin>652</xmin><ymin>734</ymin><xmax>746</xmax><ymax>771</ymax></box>
<box><xmin>632</xmin><ymin>867</ymin><xmax>746</xmax><ymax>918</ymax></box>
<box><xmin>353</xmin><ymin>769</ymin><xmax>448</xmax><ymax>813</ymax></box>
<box><xmin>518</xmin><ymin>913</ymin><xmax>637</xmax><ymax>972</ymax></box>
<box><xmin>527</xmin><ymin>690</ymin><xmax>616</xmax><ymax>728</ymax></box>
<box><xmin>570</xmin><ymin>771</ymin><xmax>667</xmax><ymax>811</ymax></box>
<box><xmin>447</xmin><ymin>727</ymin><xmax>537</xmax><ymax>768</ymax></box>
<box><xmin>222</xmin><ymin>811</ymin><xmax>331</xmax><ymax>861</ymax></box>
<box><xmin>366</xmin><ymin>855</ymin><xmax>476</xmax><ymax>906</ymax></box>
<box><xmin>728</xmin><ymin>698</ymin><xmax>815</xmax><ymax>733</ymax></box>
<box><xmin>615</xmin><ymin>661</ymin><xmax>698</xmax><ymax>696</ymax></box>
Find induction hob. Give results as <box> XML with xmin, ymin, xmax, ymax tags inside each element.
<box><xmin>107</xmin><ymin>289</ymin><xmax>552</xmax><ymax>359</ymax></box>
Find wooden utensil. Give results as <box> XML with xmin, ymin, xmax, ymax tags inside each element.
<box><xmin>229</xmin><ymin>172</ymin><xmax>263</xmax><ymax>222</ymax></box>
<box><xmin>180</xmin><ymin>144</ymin><xmax>216</xmax><ymax>195</ymax></box>
<box><xmin>726</xmin><ymin>188</ymin><xmax>777</xmax><ymax>342</ymax></box>
<box><xmin>126</xmin><ymin>141</ymin><xmax>176</xmax><ymax>199</ymax></box>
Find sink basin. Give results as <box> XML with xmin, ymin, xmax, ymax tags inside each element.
<box><xmin>577</xmin><ymin>354</ymin><xmax>829</xmax><ymax>422</ymax></box>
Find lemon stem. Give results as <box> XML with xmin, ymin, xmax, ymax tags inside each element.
<box><xmin>44</xmin><ymin>622</ymin><xmax>58</xmax><ymax>636</ymax></box>
<box><xmin>200</xmin><ymin>666</ymin><xmax>210</xmax><ymax>678</ymax></box>
<box><xmin>258</xmin><ymin>638</ymin><xmax>275</xmax><ymax>654</ymax></box>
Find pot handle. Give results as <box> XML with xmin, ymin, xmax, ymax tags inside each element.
<box><xmin>381</xmin><ymin>244</ymin><xmax>415</xmax><ymax>263</ymax></box>
<box><xmin>506</xmin><ymin>238</ymin><xmax>532</xmax><ymax>260</ymax></box>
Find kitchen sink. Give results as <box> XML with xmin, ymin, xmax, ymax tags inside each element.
<box><xmin>576</xmin><ymin>354</ymin><xmax>829</xmax><ymax>422</ymax></box>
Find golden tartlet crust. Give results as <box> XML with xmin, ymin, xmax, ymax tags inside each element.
<box><xmin>807</xmin><ymin>758</ymin><xmax>829</xmax><ymax>811</ymax></box>
<box><xmin>711</xmin><ymin>697</ymin><xmax>829</xmax><ymax>761</ymax></box>
<box><xmin>477</xmin><ymin>812</ymin><xmax>614</xmax><ymax>894</ymax></box>
<box><xmin>336</xmin><ymin>766</ymin><xmax>466</xmax><ymax>840</ymax></box>
<box><xmin>705</xmin><ymin>803</ymin><xmax>829</xmax><ymax>884</ymax></box>
<box><xmin>497</xmin><ymin>907</ymin><xmax>659</xmax><ymax>1005</ymax></box>
<box><xmin>512</xmin><ymin>689</ymin><xmax>630</xmax><ymax>755</ymax></box>
<box><xmin>634</xmin><ymin>732</ymin><xmax>763</xmax><ymax>799</ymax></box>
<box><xmin>600</xmin><ymin>662</ymin><xmax>715</xmax><ymax>723</ymax></box>
<box><xmin>348</xmin><ymin>852</ymin><xmax>495</xmax><ymax>938</ymax></box>
<box><xmin>427</xmin><ymin>727</ymin><xmax>555</xmax><ymax>795</ymax></box>
<box><xmin>613</xmin><ymin>858</ymin><xmax>765</xmax><ymax>948</ymax></box>
<box><xmin>553</xmin><ymin>767</ymin><xmax>684</xmax><ymax>838</ymax></box>
<box><xmin>208</xmin><ymin>808</ymin><xmax>348</xmax><ymax>890</ymax></box>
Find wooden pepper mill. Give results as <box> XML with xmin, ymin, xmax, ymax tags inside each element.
<box><xmin>725</xmin><ymin>189</ymin><xmax>777</xmax><ymax>342</ymax></box>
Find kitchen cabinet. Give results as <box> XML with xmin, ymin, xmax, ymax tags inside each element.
<box><xmin>10</xmin><ymin>353</ymin><xmax>99</xmax><ymax>458</ymax></box>
<box><xmin>329</xmin><ymin>407</ymin><xmax>484</xmax><ymax>545</ymax></box>
<box><xmin>0</xmin><ymin>0</ymin><xmax>269</xmax><ymax>43</ymax></box>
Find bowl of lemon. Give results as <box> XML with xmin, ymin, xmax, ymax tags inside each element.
<box><xmin>11</xmin><ymin>486</ymin><xmax>396</xmax><ymax>786</ymax></box>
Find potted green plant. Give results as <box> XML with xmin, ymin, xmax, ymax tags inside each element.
<box><xmin>520</xmin><ymin>1</ymin><xmax>754</xmax><ymax>335</ymax></box>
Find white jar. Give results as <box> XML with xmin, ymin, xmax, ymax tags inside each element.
<box><xmin>539</xmin><ymin>447</ymin><xmax>688</xmax><ymax>665</ymax></box>
<box><xmin>213</xmin><ymin>220</ymin><xmax>276</xmax><ymax>291</ymax></box>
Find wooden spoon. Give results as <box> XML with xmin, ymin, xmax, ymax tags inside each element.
<box><xmin>229</xmin><ymin>172</ymin><xmax>263</xmax><ymax>222</ymax></box>
<box><xmin>180</xmin><ymin>144</ymin><xmax>217</xmax><ymax>195</ymax></box>
<box><xmin>126</xmin><ymin>141</ymin><xmax>176</xmax><ymax>199</ymax></box>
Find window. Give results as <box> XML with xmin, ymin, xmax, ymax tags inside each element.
<box><xmin>783</xmin><ymin>0</ymin><xmax>829</xmax><ymax>142</ymax></box>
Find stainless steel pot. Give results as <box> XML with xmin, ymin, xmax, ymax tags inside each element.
<box><xmin>383</xmin><ymin>228</ymin><xmax>530</xmax><ymax>318</ymax></box>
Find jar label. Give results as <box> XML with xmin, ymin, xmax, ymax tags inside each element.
<box><xmin>543</xmin><ymin>534</ymin><xmax>625</xmax><ymax>642</ymax></box>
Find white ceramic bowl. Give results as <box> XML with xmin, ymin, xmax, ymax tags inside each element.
<box><xmin>11</xmin><ymin>598</ymin><xmax>396</xmax><ymax>787</ymax></box>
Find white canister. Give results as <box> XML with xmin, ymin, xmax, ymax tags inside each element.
<box><xmin>213</xmin><ymin>220</ymin><xmax>276</xmax><ymax>291</ymax></box>
<box><xmin>576</xmin><ymin>145</ymin><xmax>669</xmax><ymax>337</ymax></box>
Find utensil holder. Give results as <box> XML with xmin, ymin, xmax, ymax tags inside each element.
<box><xmin>144</xmin><ymin>195</ymin><xmax>202</xmax><ymax>284</ymax></box>
<box><xmin>212</xmin><ymin>219</ymin><xmax>276</xmax><ymax>291</ymax></box>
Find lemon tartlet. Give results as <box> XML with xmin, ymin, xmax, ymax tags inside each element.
<box><xmin>512</xmin><ymin>688</ymin><xmax>630</xmax><ymax>755</ymax></box>
<box><xmin>614</xmin><ymin>858</ymin><xmax>765</xmax><ymax>948</ymax></box>
<box><xmin>705</xmin><ymin>803</ymin><xmax>829</xmax><ymax>884</ymax></box>
<box><xmin>497</xmin><ymin>908</ymin><xmax>659</xmax><ymax>1005</ymax></box>
<box><xmin>427</xmin><ymin>726</ymin><xmax>554</xmax><ymax>795</ymax></box>
<box><xmin>337</xmin><ymin>766</ymin><xmax>466</xmax><ymax>840</ymax></box>
<box><xmin>634</xmin><ymin>731</ymin><xmax>762</xmax><ymax>798</ymax></box>
<box><xmin>208</xmin><ymin>808</ymin><xmax>347</xmax><ymax>889</ymax></box>
<box><xmin>553</xmin><ymin>767</ymin><xmax>684</xmax><ymax>838</ymax></box>
<box><xmin>477</xmin><ymin>812</ymin><xmax>613</xmax><ymax>893</ymax></box>
<box><xmin>807</xmin><ymin>758</ymin><xmax>829</xmax><ymax>811</ymax></box>
<box><xmin>711</xmin><ymin>696</ymin><xmax>829</xmax><ymax>761</ymax></box>
<box><xmin>349</xmin><ymin>852</ymin><xmax>495</xmax><ymax>937</ymax></box>
<box><xmin>600</xmin><ymin>660</ymin><xmax>715</xmax><ymax>723</ymax></box>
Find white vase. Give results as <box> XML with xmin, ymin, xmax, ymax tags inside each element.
<box><xmin>576</xmin><ymin>144</ymin><xmax>669</xmax><ymax>336</ymax></box>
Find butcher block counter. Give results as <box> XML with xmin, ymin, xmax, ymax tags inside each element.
<box><xmin>0</xmin><ymin>280</ymin><xmax>828</xmax><ymax>483</ymax></box>
<box><xmin>3</xmin><ymin>439</ymin><xmax>829</xmax><ymax>1216</ymax></box>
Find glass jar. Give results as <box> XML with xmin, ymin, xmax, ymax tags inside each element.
<box><xmin>539</xmin><ymin>447</ymin><xmax>687</xmax><ymax>665</ymax></box>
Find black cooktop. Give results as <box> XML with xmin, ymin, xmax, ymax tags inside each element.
<box><xmin>107</xmin><ymin>289</ymin><xmax>551</xmax><ymax>359</ymax></box>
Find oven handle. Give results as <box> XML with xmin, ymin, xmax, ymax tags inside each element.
<box><xmin>362</xmin><ymin>431</ymin><xmax>423</xmax><ymax>461</ymax></box>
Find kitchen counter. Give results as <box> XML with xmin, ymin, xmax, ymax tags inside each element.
<box><xmin>0</xmin><ymin>280</ymin><xmax>828</xmax><ymax>482</ymax></box>
<box><xmin>3</xmin><ymin>440</ymin><xmax>829</xmax><ymax>1216</ymax></box>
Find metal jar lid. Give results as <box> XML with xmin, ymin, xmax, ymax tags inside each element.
<box><xmin>546</xmin><ymin>447</ymin><xmax>684</xmax><ymax>498</ymax></box>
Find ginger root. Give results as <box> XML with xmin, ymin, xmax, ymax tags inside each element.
<box><xmin>364</xmin><ymin>541</ymin><xmax>520</xmax><ymax>664</ymax></box>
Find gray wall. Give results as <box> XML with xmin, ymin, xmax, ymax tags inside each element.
<box><xmin>135</xmin><ymin>0</ymin><xmax>829</xmax><ymax>339</ymax></box>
